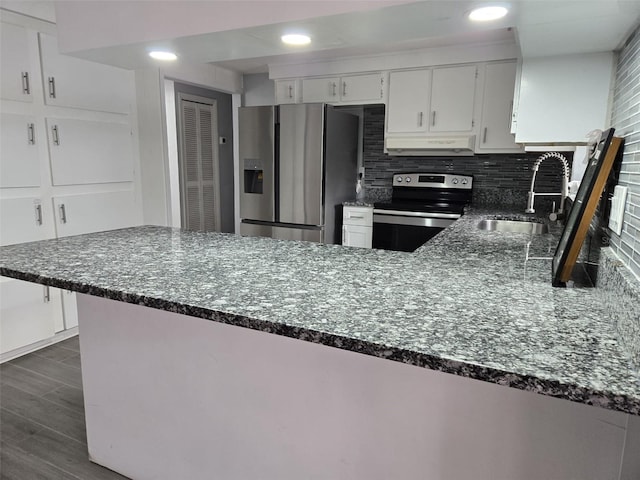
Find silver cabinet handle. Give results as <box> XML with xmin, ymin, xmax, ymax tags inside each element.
<box><xmin>43</xmin><ymin>286</ymin><xmax>50</xmax><ymax>303</ymax></box>
<box><xmin>52</xmin><ymin>125</ymin><xmax>60</xmax><ymax>145</ymax></box>
<box><xmin>331</xmin><ymin>82</ymin><xmax>336</xmax><ymax>97</ymax></box>
<box><xmin>418</xmin><ymin>112</ymin><xmax>424</xmax><ymax>127</ymax></box>
<box><xmin>288</xmin><ymin>84</ymin><xmax>293</xmax><ymax>99</ymax></box>
<box><xmin>349</xmin><ymin>215</ymin><xmax>365</xmax><ymax>219</ymax></box>
<box><xmin>483</xmin><ymin>127</ymin><xmax>488</xmax><ymax>144</ymax></box>
<box><xmin>22</xmin><ymin>72</ymin><xmax>30</xmax><ymax>94</ymax></box>
<box><xmin>342</xmin><ymin>225</ymin><xmax>346</xmax><ymax>244</ymax></box>
<box><xmin>509</xmin><ymin>100</ymin><xmax>514</xmax><ymax>127</ymax></box>
<box><xmin>58</xmin><ymin>203</ymin><xmax>67</xmax><ymax>224</ymax></box>
<box><xmin>48</xmin><ymin>76</ymin><xmax>56</xmax><ymax>98</ymax></box>
<box><xmin>27</xmin><ymin>123</ymin><xmax>35</xmax><ymax>144</ymax></box>
<box><xmin>34</xmin><ymin>203</ymin><xmax>42</xmax><ymax>226</ymax></box>
<box><xmin>431</xmin><ymin>111</ymin><xmax>436</xmax><ymax>126</ymax></box>
<box><xmin>342</xmin><ymin>81</ymin><xmax>347</xmax><ymax>96</ymax></box>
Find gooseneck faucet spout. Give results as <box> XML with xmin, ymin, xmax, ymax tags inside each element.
<box><xmin>525</xmin><ymin>152</ymin><xmax>570</xmax><ymax>215</ymax></box>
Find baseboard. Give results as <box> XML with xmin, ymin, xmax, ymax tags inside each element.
<box><xmin>0</xmin><ymin>327</ymin><xmax>79</xmax><ymax>363</ymax></box>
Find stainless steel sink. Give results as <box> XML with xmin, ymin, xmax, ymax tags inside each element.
<box><xmin>477</xmin><ymin>219</ymin><xmax>549</xmax><ymax>234</ymax></box>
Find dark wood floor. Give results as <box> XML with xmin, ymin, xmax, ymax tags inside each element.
<box><xmin>1</xmin><ymin>336</ymin><xmax>131</xmax><ymax>480</ymax></box>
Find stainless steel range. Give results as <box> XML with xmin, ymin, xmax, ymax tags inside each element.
<box><xmin>373</xmin><ymin>173</ymin><xmax>473</xmax><ymax>251</ymax></box>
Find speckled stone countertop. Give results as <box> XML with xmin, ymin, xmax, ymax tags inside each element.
<box><xmin>1</xmin><ymin>209</ymin><xmax>639</xmax><ymax>415</ymax></box>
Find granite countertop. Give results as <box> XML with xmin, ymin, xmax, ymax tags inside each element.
<box><xmin>1</xmin><ymin>209</ymin><xmax>639</xmax><ymax>415</ymax></box>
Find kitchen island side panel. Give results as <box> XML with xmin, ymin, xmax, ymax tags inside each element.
<box><xmin>77</xmin><ymin>294</ymin><xmax>633</xmax><ymax>480</ymax></box>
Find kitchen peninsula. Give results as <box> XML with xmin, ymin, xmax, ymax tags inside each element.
<box><xmin>1</xmin><ymin>211</ymin><xmax>639</xmax><ymax>480</ymax></box>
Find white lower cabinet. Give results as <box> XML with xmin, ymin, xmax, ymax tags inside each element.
<box><xmin>0</xmin><ymin>197</ymin><xmax>52</xmax><ymax>246</ymax></box>
<box><xmin>53</xmin><ymin>190</ymin><xmax>139</xmax><ymax>237</ymax></box>
<box><xmin>0</xmin><ymin>278</ymin><xmax>64</xmax><ymax>354</ymax></box>
<box><xmin>342</xmin><ymin>206</ymin><xmax>373</xmax><ymax>248</ymax></box>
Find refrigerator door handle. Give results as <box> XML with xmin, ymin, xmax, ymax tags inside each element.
<box><xmin>274</xmin><ymin>114</ymin><xmax>280</xmax><ymax>222</ymax></box>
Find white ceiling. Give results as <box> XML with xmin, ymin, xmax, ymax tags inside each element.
<box><xmin>42</xmin><ymin>0</ymin><xmax>640</xmax><ymax>73</ymax></box>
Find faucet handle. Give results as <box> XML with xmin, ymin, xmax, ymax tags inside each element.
<box><xmin>525</xmin><ymin>191</ymin><xmax>535</xmax><ymax>214</ymax></box>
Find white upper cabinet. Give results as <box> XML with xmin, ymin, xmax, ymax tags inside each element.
<box><xmin>39</xmin><ymin>33</ymin><xmax>134</xmax><ymax>114</ymax></box>
<box><xmin>387</xmin><ymin>69</ymin><xmax>431</xmax><ymax>133</ymax></box>
<box><xmin>302</xmin><ymin>73</ymin><xmax>383</xmax><ymax>104</ymax></box>
<box><xmin>339</xmin><ymin>74</ymin><xmax>383</xmax><ymax>103</ymax></box>
<box><xmin>513</xmin><ymin>52</ymin><xmax>615</xmax><ymax>144</ymax></box>
<box><xmin>275</xmin><ymin>79</ymin><xmax>299</xmax><ymax>104</ymax></box>
<box><xmin>1</xmin><ymin>113</ymin><xmax>41</xmax><ymax>187</ymax></box>
<box><xmin>429</xmin><ymin>65</ymin><xmax>476</xmax><ymax>133</ymax></box>
<box><xmin>476</xmin><ymin>62</ymin><xmax>522</xmax><ymax>152</ymax></box>
<box><xmin>47</xmin><ymin>117</ymin><xmax>134</xmax><ymax>185</ymax></box>
<box><xmin>302</xmin><ymin>76</ymin><xmax>341</xmax><ymax>103</ymax></box>
<box><xmin>387</xmin><ymin>65</ymin><xmax>477</xmax><ymax>136</ymax></box>
<box><xmin>1</xmin><ymin>22</ymin><xmax>33</xmax><ymax>103</ymax></box>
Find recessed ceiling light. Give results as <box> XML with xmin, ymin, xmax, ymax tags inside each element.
<box><xmin>149</xmin><ymin>51</ymin><xmax>178</xmax><ymax>61</ymax></box>
<box><xmin>281</xmin><ymin>34</ymin><xmax>311</xmax><ymax>46</ymax></box>
<box><xmin>468</xmin><ymin>6</ymin><xmax>508</xmax><ymax>21</ymax></box>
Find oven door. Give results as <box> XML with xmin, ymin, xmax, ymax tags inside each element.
<box><xmin>372</xmin><ymin>210</ymin><xmax>457</xmax><ymax>252</ymax></box>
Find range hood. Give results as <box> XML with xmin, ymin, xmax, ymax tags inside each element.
<box><xmin>385</xmin><ymin>136</ymin><xmax>475</xmax><ymax>156</ymax></box>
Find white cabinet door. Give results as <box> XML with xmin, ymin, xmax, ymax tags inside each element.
<box><xmin>39</xmin><ymin>33</ymin><xmax>133</xmax><ymax>114</ymax></box>
<box><xmin>342</xmin><ymin>225</ymin><xmax>372</xmax><ymax>248</ymax></box>
<box><xmin>302</xmin><ymin>77</ymin><xmax>340</xmax><ymax>103</ymax></box>
<box><xmin>53</xmin><ymin>190</ymin><xmax>139</xmax><ymax>237</ymax></box>
<box><xmin>477</xmin><ymin>62</ymin><xmax>522</xmax><ymax>152</ymax></box>
<box><xmin>275</xmin><ymin>80</ymin><xmax>298</xmax><ymax>104</ymax></box>
<box><xmin>387</xmin><ymin>69</ymin><xmax>430</xmax><ymax>134</ymax></box>
<box><xmin>1</xmin><ymin>113</ymin><xmax>41</xmax><ymax>187</ymax></box>
<box><xmin>340</xmin><ymin>74</ymin><xmax>383</xmax><ymax>103</ymax></box>
<box><xmin>514</xmin><ymin>53</ymin><xmax>614</xmax><ymax>144</ymax></box>
<box><xmin>430</xmin><ymin>65</ymin><xmax>476</xmax><ymax>133</ymax></box>
<box><xmin>62</xmin><ymin>290</ymin><xmax>78</xmax><ymax>329</ymax></box>
<box><xmin>0</xmin><ymin>278</ymin><xmax>63</xmax><ymax>354</ymax></box>
<box><xmin>1</xmin><ymin>22</ymin><xmax>33</xmax><ymax>103</ymax></box>
<box><xmin>47</xmin><ymin>117</ymin><xmax>134</xmax><ymax>185</ymax></box>
<box><xmin>0</xmin><ymin>197</ymin><xmax>51</xmax><ymax>246</ymax></box>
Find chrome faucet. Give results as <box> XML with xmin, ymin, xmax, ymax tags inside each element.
<box><xmin>525</xmin><ymin>152</ymin><xmax>570</xmax><ymax>216</ymax></box>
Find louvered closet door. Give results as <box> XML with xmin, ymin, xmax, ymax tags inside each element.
<box><xmin>180</xmin><ymin>100</ymin><xmax>221</xmax><ymax>231</ymax></box>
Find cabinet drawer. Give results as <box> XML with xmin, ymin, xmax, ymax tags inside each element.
<box><xmin>343</xmin><ymin>206</ymin><xmax>373</xmax><ymax>226</ymax></box>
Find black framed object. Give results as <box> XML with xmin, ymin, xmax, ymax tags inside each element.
<box><xmin>552</xmin><ymin>128</ymin><xmax>623</xmax><ymax>287</ymax></box>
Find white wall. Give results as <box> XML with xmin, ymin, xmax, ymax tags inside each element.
<box><xmin>243</xmin><ymin>73</ymin><xmax>275</xmax><ymax>106</ymax></box>
<box><xmin>135</xmin><ymin>63</ymin><xmax>242</xmax><ymax>227</ymax></box>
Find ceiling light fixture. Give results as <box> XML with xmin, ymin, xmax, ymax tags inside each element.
<box><xmin>149</xmin><ymin>51</ymin><xmax>178</xmax><ymax>61</ymax></box>
<box><xmin>281</xmin><ymin>34</ymin><xmax>311</xmax><ymax>46</ymax></box>
<box><xmin>468</xmin><ymin>6</ymin><xmax>508</xmax><ymax>21</ymax></box>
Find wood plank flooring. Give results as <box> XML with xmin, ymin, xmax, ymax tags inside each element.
<box><xmin>1</xmin><ymin>336</ymin><xmax>131</xmax><ymax>480</ymax></box>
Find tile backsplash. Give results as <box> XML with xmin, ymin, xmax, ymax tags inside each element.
<box><xmin>608</xmin><ymin>23</ymin><xmax>640</xmax><ymax>280</ymax></box>
<box><xmin>363</xmin><ymin>105</ymin><xmax>572</xmax><ymax>212</ymax></box>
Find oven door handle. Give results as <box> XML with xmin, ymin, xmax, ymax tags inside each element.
<box><xmin>373</xmin><ymin>213</ymin><xmax>456</xmax><ymax>228</ymax></box>
<box><xmin>373</xmin><ymin>209</ymin><xmax>461</xmax><ymax>219</ymax></box>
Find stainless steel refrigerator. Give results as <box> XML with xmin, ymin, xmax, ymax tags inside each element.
<box><xmin>239</xmin><ymin>104</ymin><xmax>358</xmax><ymax>243</ymax></box>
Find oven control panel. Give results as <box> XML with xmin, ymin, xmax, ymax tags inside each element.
<box><xmin>393</xmin><ymin>173</ymin><xmax>473</xmax><ymax>189</ymax></box>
